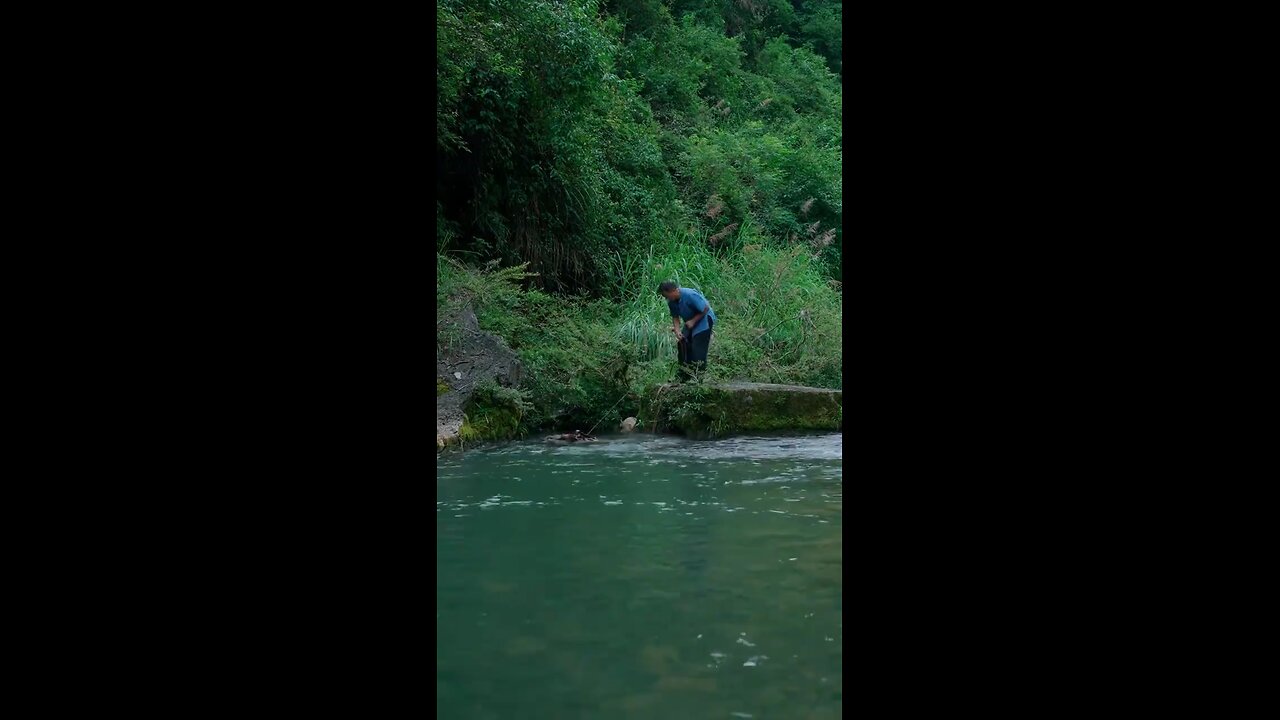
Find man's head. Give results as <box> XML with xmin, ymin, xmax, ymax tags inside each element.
<box><xmin>658</xmin><ymin>280</ymin><xmax>681</xmax><ymax>301</ymax></box>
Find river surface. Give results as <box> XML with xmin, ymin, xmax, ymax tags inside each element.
<box><xmin>437</xmin><ymin>432</ymin><xmax>842</xmax><ymax>719</ymax></box>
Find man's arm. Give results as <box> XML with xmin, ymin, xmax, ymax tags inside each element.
<box><xmin>672</xmin><ymin>314</ymin><xmax>684</xmax><ymax>339</ymax></box>
<box><xmin>683</xmin><ymin>296</ymin><xmax>710</xmax><ymax>329</ymax></box>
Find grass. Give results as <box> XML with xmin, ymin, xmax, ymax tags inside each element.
<box><xmin>437</xmin><ymin>227</ymin><xmax>841</xmax><ymax>437</ymax></box>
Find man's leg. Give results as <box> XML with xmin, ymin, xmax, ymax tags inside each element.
<box><xmin>688</xmin><ymin>330</ymin><xmax>711</xmax><ymax>379</ymax></box>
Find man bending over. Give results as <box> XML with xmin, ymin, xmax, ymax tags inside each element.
<box><xmin>658</xmin><ymin>280</ymin><xmax>717</xmax><ymax>382</ymax></box>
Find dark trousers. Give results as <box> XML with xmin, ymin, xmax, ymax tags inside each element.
<box><xmin>676</xmin><ymin>320</ymin><xmax>713</xmax><ymax>379</ymax></box>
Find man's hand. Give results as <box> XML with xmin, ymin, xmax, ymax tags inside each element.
<box><xmin>685</xmin><ymin>319</ymin><xmax>697</xmax><ymax>329</ymax></box>
<box><xmin>673</xmin><ymin>328</ymin><xmax>684</xmax><ymax>341</ymax></box>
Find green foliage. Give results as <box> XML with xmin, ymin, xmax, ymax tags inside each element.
<box><xmin>437</xmin><ymin>0</ymin><xmax>678</xmax><ymax>293</ymax></box>
<box><xmin>438</xmin><ymin>0</ymin><xmax>843</xmax><ymax>290</ymax></box>
<box><xmin>614</xmin><ymin>233</ymin><xmax>842</xmax><ymax>390</ymax></box>
<box><xmin>463</xmin><ymin>380</ymin><xmax>533</xmax><ymax>442</ymax></box>
<box><xmin>797</xmin><ymin>0</ymin><xmax>842</xmax><ymax>77</ymax></box>
<box><xmin>437</xmin><ymin>0</ymin><xmax>842</xmax><ymax>434</ymax></box>
<box><xmin>439</xmin><ymin>254</ymin><xmax>637</xmax><ymax>432</ymax></box>
<box><xmin>439</xmin><ymin>230</ymin><xmax>840</xmax><ymax>433</ymax></box>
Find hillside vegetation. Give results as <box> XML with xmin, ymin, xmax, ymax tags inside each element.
<box><xmin>437</xmin><ymin>0</ymin><xmax>842</xmax><ymax>439</ymax></box>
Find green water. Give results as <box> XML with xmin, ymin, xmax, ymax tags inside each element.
<box><xmin>437</xmin><ymin>433</ymin><xmax>842</xmax><ymax>719</ymax></box>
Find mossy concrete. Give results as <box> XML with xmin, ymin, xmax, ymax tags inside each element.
<box><xmin>642</xmin><ymin>382</ymin><xmax>841</xmax><ymax>439</ymax></box>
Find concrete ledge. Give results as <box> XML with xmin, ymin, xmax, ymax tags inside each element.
<box><xmin>643</xmin><ymin>382</ymin><xmax>842</xmax><ymax>439</ymax></box>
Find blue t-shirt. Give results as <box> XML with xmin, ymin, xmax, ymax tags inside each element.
<box><xmin>669</xmin><ymin>287</ymin><xmax>717</xmax><ymax>336</ymax></box>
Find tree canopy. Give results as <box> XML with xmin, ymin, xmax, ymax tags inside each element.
<box><xmin>438</xmin><ymin>0</ymin><xmax>842</xmax><ymax>292</ymax></box>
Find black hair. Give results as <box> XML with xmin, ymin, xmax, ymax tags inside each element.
<box><xmin>657</xmin><ymin>281</ymin><xmax>679</xmax><ymax>294</ymax></box>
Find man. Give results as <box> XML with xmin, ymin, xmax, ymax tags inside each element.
<box><xmin>658</xmin><ymin>280</ymin><xmax>717</xmax><ymax>381</ymax></box>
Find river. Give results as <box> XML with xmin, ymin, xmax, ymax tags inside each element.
<box><xmin>437</xmin><ymin>432</ymin><xmax>842</xmax><ymax>719</ymax></box>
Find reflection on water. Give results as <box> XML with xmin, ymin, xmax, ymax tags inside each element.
<box><xmin>438</xmin><ymin>432</ymin><xmax>842</xmax><ymax>719</ymax></box>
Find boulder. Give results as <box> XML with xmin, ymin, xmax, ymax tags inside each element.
<box><xmin>437</xmin><ymin>306</ymin><xmax>523</xmax><ymax>449</ymax></box>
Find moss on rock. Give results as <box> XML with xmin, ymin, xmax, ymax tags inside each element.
<box><xmin>457</xmin><ymin>381</ymin><xmax>531</xmax><ymax>443</ymax></box>
<box><xmin>644</xmin><ymin>382</ymin><xmax>841</xmax><ymax>439</ymax></box>
<box><xmin>457</xmin><ymin>415</ymin><xmax>481</xmax><ymax>443</ymax></box>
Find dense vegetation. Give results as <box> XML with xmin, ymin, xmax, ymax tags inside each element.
<box><xmin>437</xmin><ymin>0</ymin><xmax>841</xmax><ymax>439</ymax></box>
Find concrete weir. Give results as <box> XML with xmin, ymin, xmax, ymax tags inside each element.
<box><xmin>643</xmin><ymin>382</ymin><xmax>842</xmax><ymax>439</ymax></box>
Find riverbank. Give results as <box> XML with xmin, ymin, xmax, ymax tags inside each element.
<box><xmin>439</xmin><ymin>380</ymin><xmax>842</xmax><ymax>448</ymax></box>
<box><xmin>437</xmin><ymin>244</ymin><xmax>841</xmax><ymax>446</ymax></box>
<box><xmin>436</xmin><ymin>0</ymin><xmax>842</xmax><ymax>447</ymax></box>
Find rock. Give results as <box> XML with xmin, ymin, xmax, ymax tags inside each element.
<box><xmin>437</xmin><ymin>305</ymin><xmax>523</xmax><ymax>449</ymax></box>
<box><xmin>437</xmin><ymin>419</ymin><xmax>462</xmax><ymax>449</ymax></box>
<box><xmin>640</xmin><ymin>382</ymin><xmax>841</xmax><ymax>439</ymax></box>
<box><xmin>620</xmin><ymin>416</ymin><xmax>637</xmax><ymax>432</ymax></box>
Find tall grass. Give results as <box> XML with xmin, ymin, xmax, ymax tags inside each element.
<box><xmin>608</xmin><ymin>229</ymin><xmax>842</xmax><ymax>390</ymax></box>
<box><xmin>437</xmin><ymin>226</ymin><xmax>841</xmax><ymax>435</ymax></box>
